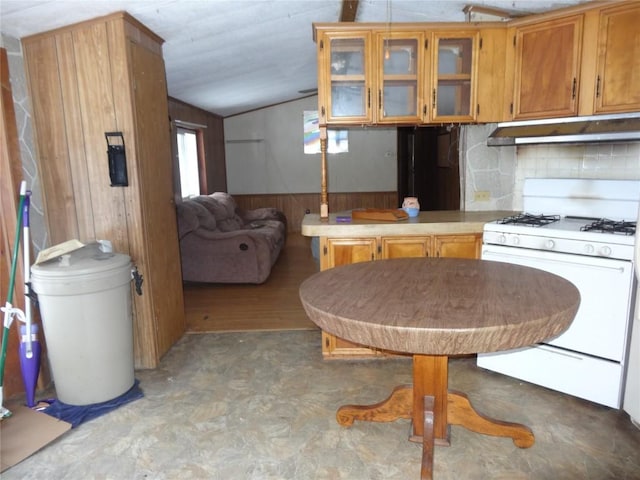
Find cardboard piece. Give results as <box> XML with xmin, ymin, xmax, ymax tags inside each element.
<box><xmin>0</xmin><ymin>403</ymin><xmax>71</xmax><ymax>472</ymax></box>
<box><xmin>34</xmin><ymin>239</ymin><xmax>84</xmax><ymax>265</ymax></box>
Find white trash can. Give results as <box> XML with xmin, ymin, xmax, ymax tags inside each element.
<box><xmin>31</xmin><ymin>242</ymin><xmax>134</xmax><ymax>405</ymax></box>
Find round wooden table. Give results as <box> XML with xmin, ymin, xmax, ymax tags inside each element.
<box><xmin>299</xmin><ymin>257</ymin><xmax>580</xmax><ymax>480</ymax></box>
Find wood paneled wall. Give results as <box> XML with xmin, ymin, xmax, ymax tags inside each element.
<box><xmin>233</xmin><ymin>191</ymin><xmax>398</xmax><ymax>232</ymax></box>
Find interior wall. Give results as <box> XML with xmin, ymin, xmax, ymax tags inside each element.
<box><xmin>0</xmin><ymin>33</ymin><xmax>46</xmax><ymax>254</ymax></box>
<box><xmin>223</xmin><ymin>96</ymin><xmax>397</xmax><ymax>194</ymax></box>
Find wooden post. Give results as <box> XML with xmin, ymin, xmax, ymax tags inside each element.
<box><xmin>320</xmin><ymin>125</ymin><xmax>329</xmax><ymax>219</ymax></box>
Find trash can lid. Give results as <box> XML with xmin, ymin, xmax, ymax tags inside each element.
<box><xmin>31</xmin><ymin>242</ymin><xmax>131</xmax><ymax>278</ymax></box>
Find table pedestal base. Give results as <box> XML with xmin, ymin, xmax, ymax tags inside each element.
<box><xmin>336</xmin><ymin>355</ymin><xmax>535</xmax><ymax>479</ymax></box>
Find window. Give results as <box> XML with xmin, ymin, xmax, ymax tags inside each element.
<box><xmin>177</xmin><ymin>127</ymin><xmax>200</xmax><ymax>197</ymax></box>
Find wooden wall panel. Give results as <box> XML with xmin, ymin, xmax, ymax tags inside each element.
<box><xmin>56</xmin><ymin>32</ymin><xmax>95</xmax><ymax>242</ymax></box>
<box><xmin>106</xmin><ymin>18</ymin><xmax>156</xmax><ymax>367</ymax></box>
<box><xmin>130</xmin><ymin>41</ymin><xmax>185</xmax><ymax>361</ymax></box>
<box><xmin>72</xmin><ymin>22</ymin><xmax>130</xmax><ymax>252</ymax></box>
<box><xmin>23</xmin><ymin>36</ymin><xmax>79</xmax><ymax>244</ymax></box>
<box><xmin>23</xmin><ymin>13</ymin><xmax>185</xmax><ymax>369</ymax></box>
<box><xmin>233</xmin><ymin>191</ymin><xmax>398</xmax><ymax>232</ymax></box>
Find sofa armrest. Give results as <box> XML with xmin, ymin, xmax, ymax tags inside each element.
<box><xmin>242</xmin><ymin>207</ymin><xmax>280</xmax><ymax>222</ymax></box>
<box><xmin>241</xmin><ymin>208</ymin><xmax>287</xmax><ymax>234</ymax></box>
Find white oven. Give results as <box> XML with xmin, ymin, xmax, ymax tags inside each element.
<box><xmin>477</xmin><ymin>178</ymin><xmax>639</xmax><ymax>409</ymax></box>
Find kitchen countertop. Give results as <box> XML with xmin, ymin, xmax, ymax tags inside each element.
<box><xmin>301</xmin><ymin>210</ymin><xmax>515</xmax><ymax>237</ymax></box>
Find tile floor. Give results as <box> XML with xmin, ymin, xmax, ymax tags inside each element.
<box><xmin>4</xmin><ymin>330</ymin><xmax>640</xmax><ymax>480</ymax></box>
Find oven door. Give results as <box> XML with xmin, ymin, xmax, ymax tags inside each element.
<box><xmin>481</xmin><ymin>244</ymin><xmax>634</xmax><ymax>362</ymax></box>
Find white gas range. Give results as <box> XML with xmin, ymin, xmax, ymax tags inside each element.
<box><xmin>478</xmin><ymin>178</ymin><xmax>639</xmax><ymax>409</ymax></box>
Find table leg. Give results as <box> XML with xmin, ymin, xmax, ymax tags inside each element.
<box><xmin>411</xmin><ymin>355</ymin><xmax>450</xmax><ymax>445</ymax></box>
<box><xmin>421</xmin><ymin>395</ymin><xmax>435</xmax><ymax>480</ymax></box>
<box><xmin>336</xmin><ymin>384</ymin><xmax>413</xmax><ymax>426</ymax></box>
<box><xmin>447</xmin><ymin>390</ymin><xmax>534</xmax><ymax>448</ymax></box>
<box><xmin>410</xmin><ymin>355</ymin><xmax>534</xmax><ymax>448</ymax></box>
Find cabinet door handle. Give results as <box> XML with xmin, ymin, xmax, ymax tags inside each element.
<box><xmin>432</xmin><ymin>88</ymin><xmax>436</xmax><ymax>109</ymax></box>
<box><xmin>596</xmin><ymin>75</ymin><xmax>601</xmax><ymax>98</ymax></box>
<box><xmin>368</xmin><ymin>88</ymin><xmax>371</xmax><ymax>108</ymax></box>
<box><xmin>423</xmin><ymin>104</ymin><xmax>427</xmax><ymax>116</ymax></box>
<box><xmin>379</xmin><ymin>89</ymin><xmax>382</xmax><ymax>110</ymax></box>
<box><xmin>571</xmin><ymin>78</ymin><xmax>577</xmax><ymax>99</ymax></box>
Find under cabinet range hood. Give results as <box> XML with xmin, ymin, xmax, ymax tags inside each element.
<box><xmin>487</xmin><ymin>113</ymin><xmax>640</xmax><ymax>146</ymax></box>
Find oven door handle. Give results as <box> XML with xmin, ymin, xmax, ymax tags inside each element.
<box><xmin>535</xmin><ymin>344</ymin><xmax>584</xmax><ymax>361</ymax></box>
<box><xmin>482</xmin><ymin>250</ymin><xmax>627</xmax><ymax>273</ymax></box>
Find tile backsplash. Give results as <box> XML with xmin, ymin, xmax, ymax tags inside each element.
<box><xmin>463</xmin><ymin>124</ymin><xmax>640</xmax><ymax>212</ymax></box>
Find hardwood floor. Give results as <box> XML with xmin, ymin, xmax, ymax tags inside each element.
<box><xmin>183</xmin><ymin>233</ymin><xmax>320</xmax><ymax>333</ymax></box>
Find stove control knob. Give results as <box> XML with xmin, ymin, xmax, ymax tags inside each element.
<box><xmin>600</xmin><ymin>246</ymin><xmax>612</xmax><ymax>257</ymax></box>
<box><xmin>512</xmin><ymin>236</ymin><xmax>520</xmax><ymax>246</ymax></box>
<box><xmin>584</xmin><ymin>244</ymin><xmax>595</xmax><ymax>254</ymax></box>
<box><xmin>498</xmin><ymin>235</ymin><xmax>507</xmax><ymax>244</ymax></box>
<box><xmin>545</xmin><ymin>240</ymin><xmax>555</xmax><ymax>250</ymax></box>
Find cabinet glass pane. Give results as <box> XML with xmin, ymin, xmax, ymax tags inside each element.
<box><xmin>383</xmin><ymin>84</ymin><xmax>417</xmax><ymax>116</ymax></box>
<box><xmin>331</xmin><ymin>84</ymin><xmax>366</xmax><ymax>117</ymax></box>
<box><xmin>437</xmin><ymin>82</ymin><xmax>471</xmax><ymax>116</ymax></box>
<box><xmin>330</xmin><ymin>38</ymin><xmax>366</xmax><ymax>118</ymax></box>
<box><xmin>381</xmin><ymin>38</ymin><xmax>418</xmax><ymax>118</ymax></box>
<box><xmin>438</xmin><ymin>38</ymin><xmax>472</xmax><ymax>75</ymax></box>
<box><xmin>330</xmin><ymin>38</ymin><xmax>365</xmax><ymax>75</ymax></box>
<box><xmin>383</xmin><ymin>39</ymin><xmax>417</xmax><ymax>75</ymax></box>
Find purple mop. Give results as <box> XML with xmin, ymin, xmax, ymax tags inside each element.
<box><xmin>19</xmin><ymin>190</ymin><xmax>40</xmax><ymax>408</ymax></box>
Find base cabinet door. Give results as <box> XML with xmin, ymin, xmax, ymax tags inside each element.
<box><xmin>381</xmin><ymin>236</ymin><xmax>432</xmax><ymax>258</ymax></box>
<box><xmin>434</xmin><ymin>234</ymin><xmax>481</xmax><ymax>259</ymax></box>
<box><xmin>320</xmin><ymin>237</ymin><xmax>381</xmax><ymax>357</ymax></box>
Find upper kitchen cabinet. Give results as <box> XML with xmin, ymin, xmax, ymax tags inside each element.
<box><xmin>430</xmin><ymin>31</ymin><xmax>479</xmax><ymax>123</ymax></box>
<box><xmin>22</xmin><ymin>12</ymin><xmax>185</xmax><ymax>369</ymax></box>
<box><xmin>511</xmin><ymin>14</ymin><xmax>583</xmax><ymax>120</ymax></box>
<box><xmin>316</xmin><ymin>30</ymin><xmax>373</xmax><ymax>125</ymax></box>
<box><xmin>315</xmin><ymin>24</ymin><xmax>482</xmax><ymax>126</ymax></box>
<box><xmin>376</xmin><ymin>31</ymin><xmax>427</xmax><ymax>124</ymax></box>
<box><xmin>591</xmin><ymin>2</ymin><xmax>640</xmax><ymax>114</ymax></box>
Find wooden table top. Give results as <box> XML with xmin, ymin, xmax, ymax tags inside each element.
<box><xmin>299</xmin><ymin>258</ymin><xmax>580</xmax><ymax>356</ymax></box>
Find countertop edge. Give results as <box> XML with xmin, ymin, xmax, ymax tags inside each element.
<box><xmin>301</xmin><ymin>210</ymin><xmax>514</xmax><ymax>237</ymax></box>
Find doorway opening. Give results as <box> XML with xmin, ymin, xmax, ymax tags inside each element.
<box><xmin>397</xmin><ymin>126</ymin><xmax>460</xmax><ymax>211</ymax></box>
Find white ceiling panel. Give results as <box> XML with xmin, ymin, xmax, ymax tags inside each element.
<box><xmin>0</xmin><ymin>0</ymin><xmax>589</xmax><ymax>117</ymax></box>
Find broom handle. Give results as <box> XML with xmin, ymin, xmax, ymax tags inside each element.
<box><xmin>0</xmin><ymin>181</ymin><xmax>27</xmax><ymax>387</ymax></box>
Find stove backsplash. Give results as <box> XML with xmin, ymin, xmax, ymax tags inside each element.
<box><xmin>462</xmin><ymin>123</ymin><xmax>640</xmax><ymax>212</ymax></box>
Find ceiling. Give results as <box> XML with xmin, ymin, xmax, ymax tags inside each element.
<box><xmin>0</xmin><ymin>0</ymin><xmax>589</xmax><ymax>117</ymax></box>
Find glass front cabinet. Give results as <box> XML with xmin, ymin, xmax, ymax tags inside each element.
<box><xmin>376</xmin><ymin>32</ymin><xmax>427</xmax><ymax>124</ymax></box>
<box><xmin>316</xmin><ymin>26</ymin><xmax>480</xmax><ymax>126</ymax></box>
<box><xmin>317</xmin><ymin>31</ymin><xmax>373</xmax><ymax>124</ymax></box>
<box><xmin>431</xmin><ymin>32</ymin><xmax>479</xmax><ymax>122</ymax></box>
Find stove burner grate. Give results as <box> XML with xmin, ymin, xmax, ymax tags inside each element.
<box><xmin>580</xmin><ymin>219</ymin><xmax>636</xmax><ymax>236</ymax></box>
<box><xmin>497</xmin><ymin>213</ymin><xmax>560</xmax><ymax>227</ymax></box>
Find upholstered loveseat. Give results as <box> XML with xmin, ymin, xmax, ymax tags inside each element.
<box><xmin>176</xmin><ymin>192</ymin><xmax>287</xmax><ymax>284</ymax></box>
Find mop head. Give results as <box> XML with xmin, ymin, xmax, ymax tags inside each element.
<box><xmin>1</xmin><ymin>406</ymin><xmax>12</xmax><ymax>419</ymax></box>
<box><xmin>1</xmin><ymin>387</ymin><xmax>13</xmax><ymax>419</ymax></box>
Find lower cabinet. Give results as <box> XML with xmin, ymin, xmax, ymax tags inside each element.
<box><xmin>319</xmin><ymin>233</ymin><xmax>482</xmax><ymax>358</ymax></box>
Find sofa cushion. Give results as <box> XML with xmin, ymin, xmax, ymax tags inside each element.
<box><xmin>177</xmin><ymin>200</ymin><xmax>217</xmax><ymax>237</ymax></box>
<box><xmin>195</xmin><ymin>194</ymin><xmax>244</xmax><ymax>232</ymax></box>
